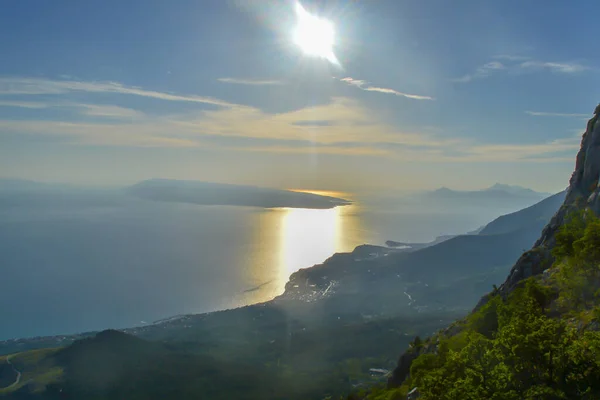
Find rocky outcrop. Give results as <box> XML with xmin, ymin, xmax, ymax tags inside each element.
<box><xmin>388</xmin><ymin>105</ymin><xmax>600</xmax><ymax>390</ymax></box>
<box><xmin>387</xmin><ymin>348</ymin><xmax>420</xmax><ymax>388</ymax></box>
<box><xmin>475</xmin><ymin>247</ymin><xmax>552</xmax><ymax>309</ymax></box>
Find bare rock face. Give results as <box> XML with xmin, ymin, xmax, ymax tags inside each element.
<box><xmin>388</xmin><ymin>105</ymin><xmax>600</xmax><ymax>389</ymax></box>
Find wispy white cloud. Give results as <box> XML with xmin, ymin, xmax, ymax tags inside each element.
<box><xmin>363</xmin><ymin>86</ymin><xmax>434</xmax><ymax>100</ymax></box>
<box><xmin>217</xmin><ymin>77</ymin><xmax>283</xmax><ymax>86</ymax></box>
<box><xmin>77</xmin><ymin>104</ymin><xmax>143</xmax><ymax>119</ymax></box>
<box><xmin>452</xmin><ymin>61</ymin><xmax>505</xmax><ymax>83</ymax></box>
<box><xmin>0</xmin><ymin>99</ymin><xmax>143</xmax><ymax>119</ymax></box>
<box><xmin>0</xmin><ymin>100</ymin><xmax>49</xmax><ymax>109</ymax></box>
<box><xmin>339</xmin><ymin>77</ymin><xmax>434</xmax><ymax>100</ymax></box>
<box><xmin>525</xmin><ymin>111</ymin><xmax>590</xmax><ymax>118</ymax></box>
<box><xmin>340</xmin><ymin>77</ymin><xmax>367</xmax><ymax>87</ymax></box>
<box><xmin>519</xmin><ymin>61</ymin><xmax>589</xmax><ymax>74</ymax></box>
<box><xmin>454</xmin><ymin>57</ymin><xmax>591</xmax><ymax>83</ymax></box>
<box><xmin>460</xmin><ymin>137</ymin><xmax>580</xmax><ymax>162</ymax></box>
<box><xmin>0</xmin><ymin>77</ymin><xmax>240</xmax><ymax>108</ymax></box>
<box><xmin>492</xmin><ymin>55</ymin><xmax>531</xmax><ymax>61</ymax></box>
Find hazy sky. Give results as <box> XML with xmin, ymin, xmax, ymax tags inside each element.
<box><xmin>0</xmin><ymin>0</ymin><xmax>597</xmax><ymax>193</ymax></box>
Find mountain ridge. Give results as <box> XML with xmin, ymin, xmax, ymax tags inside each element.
<box><xmin>429</xmin><ymin>185</ymin><xmax>548</xmax><ymax>199</ymax></box>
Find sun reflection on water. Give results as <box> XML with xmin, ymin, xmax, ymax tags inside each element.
<box><xmin>280</xmin><ymin>207</ymin><xmax>339</xmax><ymax>280</ymax></box>
<box><xmin>240</xmin><ymin>191</ymin><xmax>364</xmax><ymax>306</ymax></box>
<box><xmin>276</xmin><ymin>190</ymin><xmax>361</xmax><ymax>293</ymax></box>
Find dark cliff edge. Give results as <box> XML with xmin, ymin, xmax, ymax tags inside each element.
<box><xmin>388</xmin><ymin>105</ymin><xmax>600</xmax><ymax>390</ymax></box>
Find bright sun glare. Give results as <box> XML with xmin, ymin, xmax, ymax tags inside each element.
<box><xmin>293</xmin><ymin>2</ymin><xmax>338</xmax><ymax>64</ymax></box>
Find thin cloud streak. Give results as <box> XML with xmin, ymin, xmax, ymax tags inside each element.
<box><xmin>454</xmin><ymin>57</ymin><xmax>591</xmax><ymax>83</ymax></box>
<box><xmin>492</xmin><ymin>55</ymin><xmax>531</xmax><ymax>61</ymax></box>
<box><xmin>452</xmin><ymin>61</ymin><xmax>505</xmax><ymax>83</ymax></box>
<box><xmin>340</xmin><ymin>77</ymin><xmax>367</xmax><ymax>87</ymax></box>
<box><xmin>78</xmin><ymin>104</ymin><xmax>143</xmax><ymax>119</ymax></box>
<box><xmin>217</xmin><ymin>77</ymin><xmax>283</xmax><ymax>85</ymax></box>
<box><xmin>520</xmin><ymin>61</ymin><xmax>589</xmax><ymax>73</ymax></box>
<box><xmin>0</xmin><ymin>77</ymin><xmax>241</xmax><ymax>108</ymax></box>
<box><xmin>339</xmin><ymin>77</ymin><xmax>434</xmax><ymax>100</ymax></box>
<box><xmin>0</xmin><ymin>99</ymin><xmax>143</xmax><ymax>119</ymax></box>
<box><xmin>526</xmin><ymin>111</ymin><xmax>590</xmax><ymax>118</ymax></box>
<box><xmin>0</xmin><ymin>100</ymin><xmax>49</xmax><ymax>109</ymax></box>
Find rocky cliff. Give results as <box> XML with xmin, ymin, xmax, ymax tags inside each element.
<box><xmin>495</xmin><ymin>106</ymin><xmax>600</xmax><ymax>295</ymax></box>
<box><xmin>388</xmin><ymin>104</ymin><xmax>600</xmax><ymax>390</ymax></box>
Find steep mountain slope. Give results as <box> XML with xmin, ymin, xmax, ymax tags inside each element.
<box><xmin>479</xmin><ymin>190</ymin><xmax>566</xmax><ymax>235</ymax></box>
<box><xmin>384</xmin><ymin>106</ymin><xmax>600</xmax><ymax>397</ymax></box>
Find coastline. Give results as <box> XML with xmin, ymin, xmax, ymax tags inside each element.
<box><xmin>0</xmin><ymin>233</ymin><xmax>453</xmax><ymax>353</ymax></box>
<box><xmin>0</xmin><ymin>242</ymin><xmax>372</xmax><ymax>354</ymax></box>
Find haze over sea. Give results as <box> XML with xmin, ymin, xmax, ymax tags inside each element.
<box><xmin>0</xmin><ymin>190</ymin><xmax>521</xmax><ymax>340</ymax></box>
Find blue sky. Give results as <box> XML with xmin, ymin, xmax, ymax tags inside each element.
<box><xmin>0</xmin><ymin>0</ymin><xmax>598</xmax><ymax>193</ymax></box>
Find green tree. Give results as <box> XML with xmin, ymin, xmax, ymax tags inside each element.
<box><xmin>552</xmin><ymin>209</ymin><xmax>589</xmax><ymax>260</ymax></box>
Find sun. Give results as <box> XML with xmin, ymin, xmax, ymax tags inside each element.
<box><xmin>293</xmin><ymin>2</ymin><xmax>338</xmax><ymax>64</ymax></box>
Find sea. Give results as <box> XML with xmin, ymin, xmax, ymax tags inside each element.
<box><xmin>0</xmin><ymin>192</ymin><xmax>512</xmax><ymax>340</ymax></box>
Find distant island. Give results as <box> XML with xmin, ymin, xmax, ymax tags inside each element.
<box><xmin>126</xmin><ymin>179</ymin><xmax>352</xmax><ymax>209</ymax></box>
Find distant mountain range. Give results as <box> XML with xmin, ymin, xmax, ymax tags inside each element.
<box><xmin>395</xmin><ymin>183</ymin><xmax>554</xmax><ymax>213</ymax></box>
<box><xmin>485</xmin><ymin>183</ymin><xmax>550</xmax><ymax>196</ymax></box>
<box><xmin>429</xmin><ymin>183</ymin><xmax>550</xmax><ymax>201</ymax></box>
